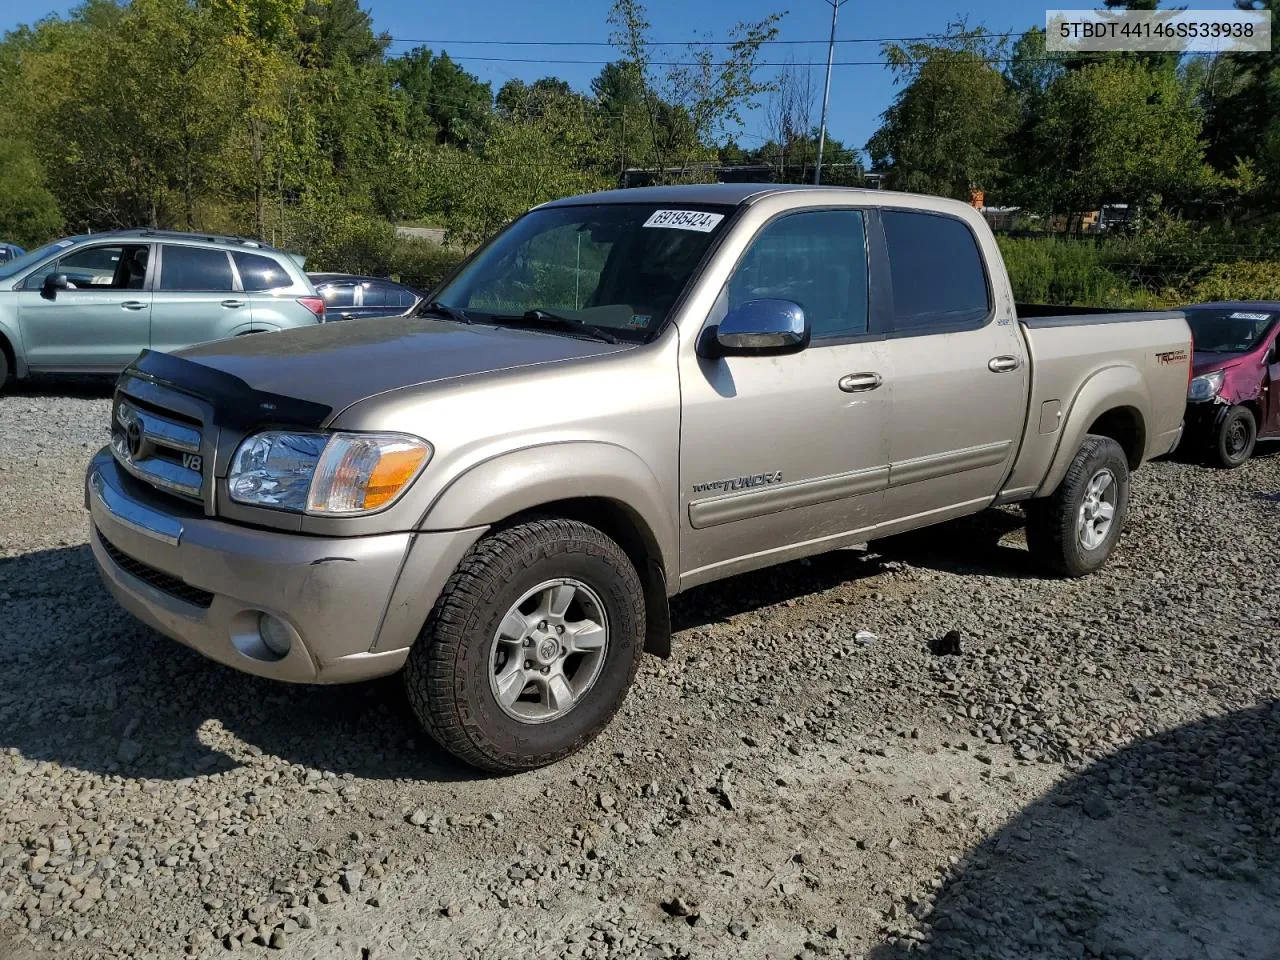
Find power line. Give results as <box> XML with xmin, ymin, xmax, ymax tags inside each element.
<box><xmin>383</xmin><ymin>52</ymin><xmax>1120</xmax><ymax>68</ymax></box>
<box><xmin>384</xmin><ymin>31</ymin><xmax>1029</xmax><ymax>48</ymax></box>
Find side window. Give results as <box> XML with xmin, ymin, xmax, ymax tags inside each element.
<box><xmin>234</xmin><ymin>252</ymin><xmax>289</xmax><ymax>291</ymax></box>
<box><xmin>360</xmin><ymin>282</ymin><xmax>389</xmax><ymax>308</ymax></box>
<box><xmin>319</xmin><ymin>283</ymin><xmax>356</xmax><ymax>308</ymax></box>
<box><xmin>159</xmin><ymin>246</ymin><xmax>234</xmax><ymax>292</ymax></box>
<box><xmin>881</xmin><ymin>210</ymin><xmax>990</xmax><ymax>333</ymax></box>
<box><xmin>726</xmin><ymin>210</ymin><xmax>869</xmax><ymax>340</ymax></box>
<box><xmin>26</xmin><ymin>245</ymin><xmax>146</xmax><ymax>290</ymax></box>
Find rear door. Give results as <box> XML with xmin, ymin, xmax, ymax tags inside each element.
<box><xmin>1266</xmin><ymin>328</ymin><xmax>1280</xmax><ymax>436</ymax></box>
<box><xmin>16</xmin><ymin>243</ymin><xmax>153</xmax><ymax>370</ymax></box>
<box><xmin>875</xmin><ymin>208</ymin><xmax>1028</xmax><ymax>526</ymax></box>
<box><xmin>150</xmin><ymin>244</ymin><xmax>240</xmax><ymax>351</ymax></box>
<box><xmin>356</xmin><ymin>280</ymin><xmax>417</xmax><ymax>319</ymax></box>
<box><xmin>317</xmin><ymin>280</ymin><xmax>359</xmax><ymax>321</ymax></box>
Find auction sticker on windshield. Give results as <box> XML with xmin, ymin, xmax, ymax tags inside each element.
<box><xmin>643</xmin><ymin>210</ymin><xmax>725</xmax><ymax>232</ymax></box>
<box><xmin>1230</xmin><ymin>312</ymin><xmax>1272</xmax><ymax>321</ymax></box>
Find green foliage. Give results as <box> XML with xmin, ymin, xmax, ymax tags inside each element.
<box><xmin>867</xmin><ymin>28</ymin><xmax>1016</xmax><ymax>198</ymax></box>
<box><xmin>0</xmin><ymin>137</ymin><xmax>63</xmax><ymax>246</ymax></box>
<box><xmin>1192</xmin><ymin>261</ymin><xmax>1280</xmax><ymax>301</ymax></box>
<box><xmin>998</xmin><ymin>237</ymin><xmax>1131</xmax><ymax>306</ymax></box>
<box><xmin>385</xmin><ymin>237</ymin><xmax>465</xmax><ymax>293</ymax></box>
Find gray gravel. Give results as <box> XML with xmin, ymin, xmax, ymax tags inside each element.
<box><xmin>1</xmin><ymin>379</ymin><xmax>1277</xmax><ymax>959</ymax></box>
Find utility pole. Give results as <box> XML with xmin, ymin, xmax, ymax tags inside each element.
<box><xmin>814</xmin><ymin>0</ymin><xmax>848</xmax><ymax>186</ymax></box>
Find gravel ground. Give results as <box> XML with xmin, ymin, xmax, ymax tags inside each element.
<box><xmin>1</xmin><ymin>378</ymin><xmax>1277</xmax><ymax>960</ymax></box>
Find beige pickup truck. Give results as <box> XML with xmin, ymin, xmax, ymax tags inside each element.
<box><xmin>85</xmin><ymin>184</ymin><xmax>1191</xmax><ymax>772</ymax></box>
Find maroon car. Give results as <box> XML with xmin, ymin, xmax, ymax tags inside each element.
<box><xmin>1182</xmin><ymin>301</ymin><xmax>1280</xmax><ymax>467</ymax></box>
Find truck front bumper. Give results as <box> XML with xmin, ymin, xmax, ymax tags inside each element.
<box><xmin>86</xmin><ymin>449</ymin><xmax>477</xmax><ymax>683</ymax></box>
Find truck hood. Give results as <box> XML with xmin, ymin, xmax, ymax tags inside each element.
<box><xmin>172</xmin><ymin>317</ymin><xmax>632</xmax><ymax>413</ymax></box>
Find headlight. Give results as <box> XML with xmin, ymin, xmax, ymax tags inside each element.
<box><xmin>228</xmin><ymin>431</ymin><xmax>432</xmax><ymax>515</ymax></box>
<box><xmin>1187</xmin><ymin>370</ymin><xmax>1224</xmax><ymax>401</ymax></box>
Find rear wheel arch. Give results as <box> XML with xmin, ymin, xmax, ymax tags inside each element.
<box><xmin>1086</xmin><ymin>405</ymin><xmax>1146</xmax><ymax>470</ymax></box>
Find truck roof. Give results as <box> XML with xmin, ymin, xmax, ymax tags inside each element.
<box><xmin>537</xmin><ymin>182</ymin><xmax>977</xmax><ymax>214</ymax></box>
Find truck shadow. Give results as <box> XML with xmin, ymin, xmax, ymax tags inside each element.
<box><xmin>868</xmin><ymin>699</ymin><xmax>1280</xmax><ymax>959</ymax></box>
<box><xmin>6</xmin><ymin>375</ymin><xmax>117</xmax><ymax>399</ymax></box>
<box><xmin>0</xmin><ymin>544</ymin><xmax>481</xmax><ymax>783</ymax></box>
<box><xmin>872</xmin><ymin>507</ymin><xmax>1040</xmax><ymax>581</ymax></box>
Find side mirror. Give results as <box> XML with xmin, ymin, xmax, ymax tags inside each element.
<box><xmin>711</xmin><ymin>299</ymin><xmax>809</xmax><ymax>356</ymax></box>
<box><xmin>41</xmin><ymin>273</ymin><xmax>71</xmax><ymax>299</ymax></box>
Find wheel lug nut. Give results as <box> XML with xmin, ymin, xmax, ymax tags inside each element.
<box><xmin>538</xmin><ymin>621</ymin><xmax>548</xmax><ymax>631</ymax></box>
<box><xmin>556</xmin><ymin>625</ymin><xmax>564</xmax><ymax>634</ymax></box>
<box><xmin>523</xmin><ymin>638</ymin><xmax>532</xmax><ymax>647</ymax></box>
<box><xmin>524</xmin><ymin>660</ymin><xmax>532</xmax><ymax>669</ymax></box>
<box><xmin>541</xmin><ymin>666</ymin><xmax>550</xmax><ymax>674</ymax></box>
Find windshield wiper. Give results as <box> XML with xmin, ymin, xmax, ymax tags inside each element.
<box><xmin>418</xmin><ymin>301</ymin><xmax>473</xmax><ymax>324</ymax></box>
<box><xmin>490</xmin><ymin>309</ymin><xmax>619</xmax><ymax>344</ymax></box>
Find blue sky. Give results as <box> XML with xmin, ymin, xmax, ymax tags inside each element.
<box><xmin>2</xmin><ymin>0</ymin><xmax>1244</xmax><ymax>161</ymax></box>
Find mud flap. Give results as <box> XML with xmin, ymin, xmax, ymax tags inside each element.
<box><xmin>643</xmin><ymin>559</ymin><xmax>672</xmax><ymax>659</ymax></box>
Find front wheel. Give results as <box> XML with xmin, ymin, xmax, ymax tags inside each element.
<box><xmin>1025</xmin><ymin>435</ymin><xmax>1130</xmax><ymax>578</ymax></box>
<box><xmin>1211</xmin><ymin>405</ymin><xmax>1256</xmax><ymax>469</ymax></box>
<box><xmin>404</xmin><ymin>517</ymin><xmax>645</xmax><ymax>773</ymax></box>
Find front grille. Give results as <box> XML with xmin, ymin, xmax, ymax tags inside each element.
<box><xmin>96</xmin><ymin>527</ymin><xmax>214</xmax><ymax>609</ymax></box>
<box><xmin>111</xmin><ymin>388</ymin><xmax>207</xmax><ymax>504</ymax></box>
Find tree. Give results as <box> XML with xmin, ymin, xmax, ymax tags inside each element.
<box><xmin>866</xmin><ymin>28</ymin><xmax>1016</xmax><ymax>199</ymax></box>
<box><xmin>1010</xmin><ymin>58</ymin><xmax>1212</xmax><ymax>223</ymax></box>
<box><xmin>389</xmin><ymin>48</ymin><xmax>492</xmax><ymax>147</ymax></box>
<box><xmin>606</xmin><ymin>0</ymin><xmax>783</xmax><ymax>181</ymax></box>
<box><xmin>0</xmin><ymin>137</ymin><xmax>63</xmax><ymax>246</ymax></box>
<box><xmin>428</xmin><ymin>90</ymin><xmax>612</xmax><ymax>247</ymax></box>
<box><xmin>296</xmin><ymin>0</ymin><xmax>387</xmax><ymax>69</ymax></box>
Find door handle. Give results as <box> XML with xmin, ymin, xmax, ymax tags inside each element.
<box><xmin>988</xmin><ymin>355</ymin><xmax>1021</xmax><ymax>373</ymax></box>
<box><xmin>120</xmin><ymin>300</ymin><xmax>147</xmax><ymax>311</ymax></box>
<box><xmin>839</xmin><ymin>372</ymin><xmax>883</xmax><ymax>393</ymax></box>
<box><xmin>221</xmin><ymin>299</ymin><xmax>245</xmax><ymax>309</ymax></box>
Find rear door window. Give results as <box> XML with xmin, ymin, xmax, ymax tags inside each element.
<box><xmin>880</xmin><ymin>210</ymin><xmax>990</xmax><ymax>333</ymax></box>
<box><xmin>159</xmin><ymin>246</ymin><xmax>235</xmax><ymax>292</ymax></box>
<box><xmin>320</xmin><ymin>283</ymin><xmax>356</xmax><ymax>308</ymax></box>
<box><xmin>234</xmin><ymin>252</ymin><xmax>290</xmax><ymax>291</ymax></box>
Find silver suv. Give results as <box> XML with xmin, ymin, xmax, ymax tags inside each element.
<box><xmin>0</xmin><ymin>229</ymin><xmax>324</xmax><ymax>391</ymax></box>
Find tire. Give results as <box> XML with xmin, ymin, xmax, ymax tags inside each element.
<box><xmin>1211</xmin><ymin>405</ymin><xmax>1256</xmax><ymax>469</ymax></box>
<box><xmin>404</xmin><ymin>517</ymin><xmax>646</xmax><ymax>773</ymax></box>
<box><xmin>0</xmin><ymin>343</ymin><xmax>10</xmax><ymax>393</ymax></box>
<box><xmin>1025</xmin><ymin>435</ymin><xmax>1130</xmax><ymax>578</ymax></box>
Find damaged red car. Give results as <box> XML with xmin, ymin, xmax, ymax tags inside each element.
<box><xmin>1182</xmin><ymin>301</ymin><xmax>1280</xmax><ymax>467</ymax></box>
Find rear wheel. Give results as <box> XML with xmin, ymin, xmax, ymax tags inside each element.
<box><xmin>1211</xmin><ymin>405</ymin><xmax>1256</xmax><ymax>469</ymax></box>
<box><xmin>404</xmin><ymin>517</ymin><xmax>645</xmax><ymax>773</ymax></box>
<box><xmin>1026</xmin><ymin>435</ymin><xmax>1130</xmax><ymax>578</ymax></box>
<box><xmin>0</xmin><ymin>343</ymin><xmax>10</xmax><ymax>393</ymax></box>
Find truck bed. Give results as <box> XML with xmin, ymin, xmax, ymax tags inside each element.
<box><xmin>998</xmin><ymin>305</ymin><xmax>1192</xmax><ymax>501</ymax></box>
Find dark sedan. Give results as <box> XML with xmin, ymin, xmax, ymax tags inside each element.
<box><xmin>308</xmin><ymin>273</ymin><xmax>423</xmax><ymax>321</ymax></box>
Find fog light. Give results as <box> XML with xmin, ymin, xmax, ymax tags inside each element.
<box><xmin>258</xmin><ymin>613</ymin><xmax>294</xmax><ymax>657</ymax></box>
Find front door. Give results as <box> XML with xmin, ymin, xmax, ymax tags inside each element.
<box><xmin>874</xmin><ymin>209</ymin><xmax>1028</xmax><ymax>526</ymax></box>
<box><xmin>17</xmin><ymin>243</ymin><xmax>153</xmax><ymax>371</ymax></box>
<box><xmin>678</xmin><ymin>208</ymin><xmax>891</xmax><ymax>586</ymax></box>
<box><xmin>1265</xmin><ymin>333</ymin><xmax>1280</xmax><ymax>437</ymax></box>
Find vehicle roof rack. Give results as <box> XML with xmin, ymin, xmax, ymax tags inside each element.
<box><xmin>121</xmin><ymin>228</ymin><xmax>274</xmax><ymax>249</ymax></box>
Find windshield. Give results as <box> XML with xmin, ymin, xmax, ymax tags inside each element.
<box><xmin>432</xmin><ymin>203</ymin><xmax>734</xmax><ymax>342</ymax></box>
<box><xmin>0</xmin><ymin>237</ymin><xmax>83</xmax><ymax>281</ymax></box>
<box><xmin>1185</xmin><ymin>307</ymin><xmax>1278</xmax><ymax>353</ymax></box>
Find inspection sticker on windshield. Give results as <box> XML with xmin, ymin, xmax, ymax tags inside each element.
<box><xmin>1229</xmin><ymin>311</ymin><xmax>1272</xmax><ymax>321</ymax></box>
<box><xmin>643</xmin><ymin>209</ymin><xmax>724</xmax><ymax>232</ymax></box>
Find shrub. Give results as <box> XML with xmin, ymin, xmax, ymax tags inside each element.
<box><xmin>385</xmin><ymin>237</ymin><xmax>466</xmax><ymax>294</ymax></box>
<box><xmin>1191</xmin><ymin>261</ymin><xmax>1280</xmax><ymax>302</ymax></box>
<box><xmin>997</xmin><ymin>236</ymin><xmax>1130</xmax><ymax>306</ymax></box>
